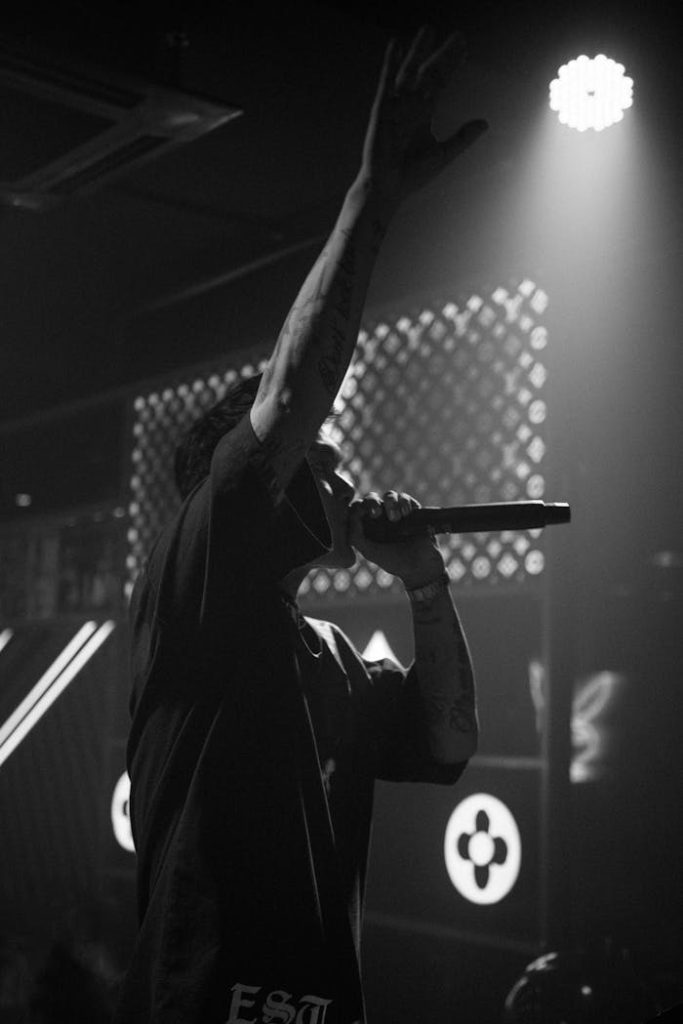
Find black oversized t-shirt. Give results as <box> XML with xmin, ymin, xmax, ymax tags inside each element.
<box><xmin>114</xmin><ymin>414</ymin><xmax>467</xmax><ymax>1024</ymax></box>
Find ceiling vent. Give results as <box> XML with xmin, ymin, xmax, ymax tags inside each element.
<box><xmin>0</xmin><ymin>38</ymin><xmax>242</xmax><ymax>211</ymax></box>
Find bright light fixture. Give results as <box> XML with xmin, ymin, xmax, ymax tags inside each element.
<box><xmin>549</xmin><ymin>54</ymin><xmax>633</xmax><ymax>132</ymax></box>
<box><xmin>361</xmin><ymin>630</ymin><xmax>400</xmax><ymax>665</ymax></box>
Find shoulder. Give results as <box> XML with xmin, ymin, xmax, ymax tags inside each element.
<box><xmin>304</xmin><ymin>616</ymin><xmax>354</xmax><ymax>650</ymax></box>
<box><xmin>211</xmin><ymin>412</ymin><xmax>281</xmax><ymax>503</ymax></box>
<box><xmin>303</xmin><ymin>617</ymin><xmax>365</xmax><ymax>674</ymax></box>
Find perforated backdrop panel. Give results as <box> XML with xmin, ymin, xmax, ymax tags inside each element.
<box><xmin>127</xmin><ymin>280</ymin><xmax>549</xmax><ymax>604</ymax></box>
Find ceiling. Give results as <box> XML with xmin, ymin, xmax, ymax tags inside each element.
<box><xmin>1</xmin><ymin>0</ymin><xmax>681</xmax><ymax>425</ymax></box>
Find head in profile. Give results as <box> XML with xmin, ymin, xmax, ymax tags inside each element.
<box><xmin>173</xmin><ymin>373</ymin><xmax>264</xmax><ymax>501</ymax></box>
<box><xmin>173</xmin><ymin>373</ymin><xmax>358</xmax><ymax>572</ymax></box>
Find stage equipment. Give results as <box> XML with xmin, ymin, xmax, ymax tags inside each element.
<box><xmin>0</xmin><ymin>37</ymin><xmax>242</xmax><ymax>210</ymax></box>
<box><xmin>549</xmin><ymin>55</ymin><xmax>633</xmax><ymax>132</ymax></box>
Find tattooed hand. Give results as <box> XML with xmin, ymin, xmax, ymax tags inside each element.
<box><xmin>360</xmin><ymin>26</ymin><xmax>488</xmax><ymax>212</ymax></box>
<box><xmin>348</xmin><ymin>490</ymin><xmax>445</xmax><ymax>585</ymax></box>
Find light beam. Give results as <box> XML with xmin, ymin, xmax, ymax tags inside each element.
<box><xmin>0</xmin><ymin>621</ymin><xmax>115</xmax><ymax>769</ymax></box>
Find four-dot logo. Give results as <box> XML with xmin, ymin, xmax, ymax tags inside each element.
<box><xmin>444</xmin><ymin>793</ymin><xmax>521</xmax><ymax>905</ymax></box>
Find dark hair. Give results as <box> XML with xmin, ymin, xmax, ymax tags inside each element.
<box><xmin>174</xmin><ymin>373</ymin><xmax>263</xmax><ymax>499</ymax></box>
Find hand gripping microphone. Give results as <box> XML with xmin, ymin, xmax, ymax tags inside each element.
<box><xmin>362</xmin><ymin>500</ymin><xmax>571</xmax><ymax>542</ymax></box>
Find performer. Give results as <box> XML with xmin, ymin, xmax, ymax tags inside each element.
<box><xmin>115</xmin><ymin>26</ymin><xmax>487</xmax><ymax>1024</ymax></box>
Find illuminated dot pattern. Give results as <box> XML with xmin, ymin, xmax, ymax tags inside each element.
<box><xmin>549</xmin><ymin>54</ymin><xmax>633</xmax><ymax>132</ymax></box>
<box><xmin>126</xmin><ymin>280</ymin><xmax>549</xmax><ymax>602</ymax></box>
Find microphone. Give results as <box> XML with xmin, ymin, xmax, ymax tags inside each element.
<box><xmin>362</xmin><ymin>500</ymin><xmax>571</xmax><ymax>542</ymax></box>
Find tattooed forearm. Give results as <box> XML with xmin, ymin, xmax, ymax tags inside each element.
<box><xmin>317</xmin><ymin>240</ymin><xmax>358</xmax><ymax>395</ymax></box>
<box><xmin>261</xmin><ymin>273</ymin><xmax>330</xmax><ymax>395</ymax></box>
<box><xmin>250</xmin><ymin>179</ymin><xmax>393</xmax><ymax>491</ymax></box>
<box><xmin>334</xmin><ymin>272</ymin><xmax>354</xmax><ymax>321</ymax></box>
<box><xmin>415</xmin><ymin>636</ymin><xmax>476</xmax><ymax>726</ymax></box>
<box><xmin>420</xmin><ymin>690</ymin><xmax>478</xmax><ymax>733</ymax></box>
<box><xmin>410</xmin><ymin>585</ymin><xmax>478</xmax><ymax>762</ymax></box>
<box><xmin>318</xmin><ymin>323</ymin><xmax>347</xmax><ymax>395</ymax></box>
<box><xmin>370</xmin><ymin>217</ymin><xmax>387</xmax><ymax>253</ymax></box>
<box><xmin>272</xmin><ymin>233</ymin><xmax>361</xmax><ymax>399</ymax></box>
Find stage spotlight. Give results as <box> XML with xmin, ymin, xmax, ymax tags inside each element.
<box><xmin>549</xmin><ymin>54</ymin><xmax>633</xmax><ymax>132</ymax></box>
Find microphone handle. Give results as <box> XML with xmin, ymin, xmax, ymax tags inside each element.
<box><xmin>362</xmin><ymin>500</ymin><xmax>571</xmax><ymax>542</ymax></box>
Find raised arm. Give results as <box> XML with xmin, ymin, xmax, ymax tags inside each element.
<box><xmin>249</xmin><ymin>175</ymin><xmax>388</xmax><ymax>493</ymax></box>
<box><xmin>250</xmin><ymin>28</ymin><xmax>488</xmax><ymax>493</ymax></box>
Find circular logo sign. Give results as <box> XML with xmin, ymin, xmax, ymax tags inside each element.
<box><xmin>111</xmin><ymin>771</ymin><xmax>135</xmax><ymax>853</ymax></box>
<box><xmin>444</xmin><ymin>793</ymin><xmax>521</xmax><ymax>905</ymax></box>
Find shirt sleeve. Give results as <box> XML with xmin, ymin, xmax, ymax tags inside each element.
<box><xmin>147</xmin><ymin>413</ymin><xmax>330</xmax><ymax>640</ymax></box>
<box><xmin>322</xmin><ymin>622</ymin><xmax>468</xmax><ymax>786</ymax></box>
<box><xmin>364</xmin><ymin>658</ymin><xmax>469</xmax><ymax>785</ymax></box>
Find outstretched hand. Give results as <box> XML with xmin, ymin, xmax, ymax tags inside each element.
<box><xmin>360</xmin><ymin>26</ymin><xmax>488</xmax><ymax>211</ymax></box>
